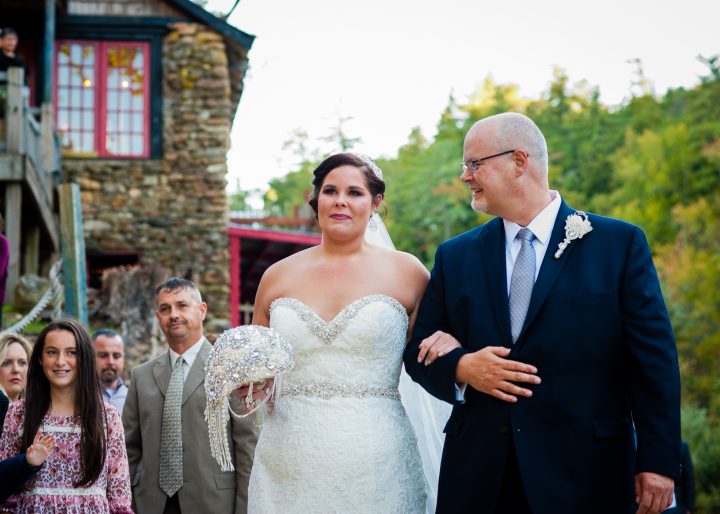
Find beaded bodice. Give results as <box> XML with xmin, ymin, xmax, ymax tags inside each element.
<box><xmin>269</xmin><ymin>294</ymin><xmax>408</xmax><ymax>391</ymax></box>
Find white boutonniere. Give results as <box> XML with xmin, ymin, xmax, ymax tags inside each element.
<box><xmin>554</xmin><ymin>211</ymin><xmax>593</xmax><ymax>259</ymax></box>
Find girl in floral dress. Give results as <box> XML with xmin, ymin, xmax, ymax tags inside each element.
<box><xmin>0</xmin><ymin>319</ymin><xmax>132</xmax><ymax>513</ymax></box>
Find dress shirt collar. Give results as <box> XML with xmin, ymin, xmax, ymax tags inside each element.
<box><xmin>503</xmin><ymin>190</ymin><xmax>561</xmax><ymax>248</ymax></box>
<box><xmin>168</xmin><ymin>336</ymin><xmax>205</xmax><ymax>371</ymax></box>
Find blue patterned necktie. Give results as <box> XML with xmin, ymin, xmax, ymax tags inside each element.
<box><xmin>159</xmin><ymin>356</ymin><xmax>185</xmax><ymax>496</ymax></box>
<box><xmin>509</xmin><ymin>228</ymin><xmax>536</xmax><ymax>343</ymax></box>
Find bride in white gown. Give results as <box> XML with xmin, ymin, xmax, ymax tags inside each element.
<box><xmin>240</xmin><ymin>153</ymin><xmax>454</xmax><ymax>513</ymax></box>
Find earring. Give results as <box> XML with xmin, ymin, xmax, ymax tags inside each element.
<box><xmin>369</xmin><ymin>212</ymin><xmax>378</xmax><ymax>232</ymax></box>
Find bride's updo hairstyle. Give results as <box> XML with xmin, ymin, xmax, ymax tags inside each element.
<box><xmin>308</xmin><ymin>152</ymin><xmax>385</xmax><ymax>216</ymax></box>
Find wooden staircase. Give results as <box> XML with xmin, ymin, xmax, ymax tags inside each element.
<box><xmin>0</xmin><ymin>67</ymin><xmax>61</xmax><ymax>304</ymax></box>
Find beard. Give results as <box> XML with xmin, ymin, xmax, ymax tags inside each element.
<box><xmin>471</xmin><ymin>195</ymin><xmax>488</xmax><ymax>213</ymax></box>
<box><xmin>100</xmin><ymin>368</ymin><xmax>118</xmax><ymax>386</ymax></box>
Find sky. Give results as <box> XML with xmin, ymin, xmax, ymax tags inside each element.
<box><xmin>205</xmin><ymin>0</ymin><xmax>718</xmax><ymax>201</ymax></box>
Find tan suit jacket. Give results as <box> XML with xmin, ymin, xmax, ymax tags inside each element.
<box><xmin>123</xmin><ymin>339</ymin><xmax>258</xmax><ymax>514</ymax></box>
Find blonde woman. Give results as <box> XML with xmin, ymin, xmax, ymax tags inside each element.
<box><xmin>0</xmin><ymin>333</ymin><xmax>32</xmax><ymax>402</ymax></box>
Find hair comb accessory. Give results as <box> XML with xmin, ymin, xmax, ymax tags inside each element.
<box><xmin>205</xmin><ymin>325</ymin><xmax>294</xmax><ymax>470</ymax></box>
<box><xmin>350</xmin><ymin>152</ymin><xmax>384</xmax><ymax>182</ymax></box>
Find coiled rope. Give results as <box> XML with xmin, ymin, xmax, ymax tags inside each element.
<box><xmin>0</xmin><ymin>260</ymin><xmax>63</xmax><ymax>336</ymax></box>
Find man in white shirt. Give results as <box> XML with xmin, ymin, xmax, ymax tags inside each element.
<box><xmin>92</xmin><ymin>329</ymin><xmax>128</xmax><ymax>413</ymax></box>
<box><xmin>123</xmin><ymin>277</ymin><xmax>257</xmax><ymax>514</ymax></box>
<box><xmin>405</xmin><ymin>112</ymin><xmax>680</xmax><ymax>514</ymax></box>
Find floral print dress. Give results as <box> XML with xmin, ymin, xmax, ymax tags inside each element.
<box><xmin>0</xmin><ymin>399</ymin><xmax>132</xmax><ymax>513</ymax></box>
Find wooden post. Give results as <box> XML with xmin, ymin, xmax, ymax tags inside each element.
<box><xmin>23</xmin><ymin>225</ymin><xmax>40</xmax><ymax>276</ymax></box>
<box><xmin>44</xmin><ymin>0</ymin><xmax>56</xmax><ymax>104</ymax></box>
<box><xmin>6</xmin><ymin>67</ymin><xmax>24</xmax><ymax>154</ymax></box>
<box><xmin>3</xmin><ymin>184</ymin><xmax>21</xmax><ymax>306</ymax></box>
<box><xmin>58</xmin><ymin>184</ymin><xmax>88</xmax><ymax>325</ymax></box>
<box><xmin>41</xmin><ymin>102</ymin><xmax>55</xmax><ymax>179</ymax></box>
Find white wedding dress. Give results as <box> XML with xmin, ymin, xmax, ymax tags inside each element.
<box><xmin>248</xmin><ymin>294</ymin><xmax>427</xmax><ymax>513</ymax></box>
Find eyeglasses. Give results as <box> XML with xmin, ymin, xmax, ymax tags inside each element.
<box><xmin>461</xmin><ymin>149</ymin><xmax>517</xmax><ymax>173</ymax></box>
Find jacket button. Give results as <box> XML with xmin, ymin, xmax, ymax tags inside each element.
<box><xmin>498</xmin><ymin>425</ymin><xmax>508</xmax><ymax>435</ymax></box>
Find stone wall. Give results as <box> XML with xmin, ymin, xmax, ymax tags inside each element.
<box><xmin>63</xmin><ymin>22</ymin><xmax>232</xmax><ymax>323</ymax></box>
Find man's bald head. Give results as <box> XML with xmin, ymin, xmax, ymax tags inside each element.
<box><xmin>466</xmin><ymin>112</ymin><xmax>548</xmax><ymax>175</ymax></box>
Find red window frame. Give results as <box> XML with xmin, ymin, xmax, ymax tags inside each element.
<box><xmin>54</xmin><ymin>40</ymin><xmax>151</xmax><ymax>158</ymax></box>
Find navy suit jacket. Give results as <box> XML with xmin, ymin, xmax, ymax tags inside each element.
<box><xmin>0</xmin><ymin>454</ymin><xmax>39</xmax><ymax>503</ymax></box>
<box><xmin>404</xmin><ymin>200</ymin><xmax>681</xmax><ymax>514</ymax></box>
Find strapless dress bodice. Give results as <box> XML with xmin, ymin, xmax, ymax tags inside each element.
<box><xmin>269</xmin><ymin>294</ymin><xmax>408</xmax><ymax>394</ymax></box>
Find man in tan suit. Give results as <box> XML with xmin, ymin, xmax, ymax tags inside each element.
<box><xmin>123</xmin><ymin>277</ymin><xmax>257</xmax><ymax>514</ymax></box>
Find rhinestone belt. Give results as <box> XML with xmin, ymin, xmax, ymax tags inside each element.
<box><xmin>282</xmin><ymin>380</ymin><xmax>401</xmax><ymax>400</ymax></box>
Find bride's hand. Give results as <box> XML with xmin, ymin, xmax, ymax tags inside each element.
<box><xmin>235</xmin><ymin>378</ymin><xmax>275</xmax><ymax>413</ymax></box>
<box><xmin>417</xmin><ymin>331</ymin><xmax>462</xmax><ymax>366</ymax></box>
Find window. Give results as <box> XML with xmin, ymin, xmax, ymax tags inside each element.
<box><xmin>86</xmin><ymin>249</ymin><xmax>140</xmax><ymax>288</ymax></box>
<box><xmin>55</xmin><ymin>40</ymin><xmax>150</xmax><ymax>158</ymax></box>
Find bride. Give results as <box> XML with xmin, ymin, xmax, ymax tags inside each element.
<box><xmin>242</xmin><ymin>153</ymin><xmax>454</xmax><ymax>513</ymax></box>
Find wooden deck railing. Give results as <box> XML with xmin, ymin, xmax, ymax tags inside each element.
<box><xmin>1</xmin><ymin>67</ymin><xmax>61</xmax><ymax>302</ymax></box>
<box><xmin>0</xmin><ymin>67</ymin><xmax>59</xmax><ymax>207</ymax></box>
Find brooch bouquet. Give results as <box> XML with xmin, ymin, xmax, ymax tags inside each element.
<box><xmin>554</xmin><ymin>211</ymin><xmax>593</xmax><ymax>259</ymax></box>
<box><xmin>205</xmin><ymin>325</ymin><xmax>294</xmax><ymax>470</ymax></box>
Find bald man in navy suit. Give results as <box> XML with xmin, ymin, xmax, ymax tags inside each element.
<box><xmin>405</xmin><ymin>112</ymin><xmax>681</xmax><ymax>514</ymax></box>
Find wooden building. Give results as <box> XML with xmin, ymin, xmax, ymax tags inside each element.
<box><xmin>0</xmin><ymin>0</ymin><xmax>255</xmax><ymax>320</ymax></box>
<box><xmin>228</xmin><ymin>224</ymin><xmax>321</xmax><ymax>326</ymax></box>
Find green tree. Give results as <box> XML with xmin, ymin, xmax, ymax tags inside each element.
<box><xmin>228</xmin><ymin>189</ymin><xmax>253</xmax><ymax>211</ymax></box>
<box><xmin>656</xmin><ymin>197</ymin><xmax>720</xmax><ymax>411</ymax></box>
<box><xmin>263</xmin><ymin>129</ymin><xmax>320</xmax><ymax>216</ymax></box>
<box><xmin>322</xmin><ymin>114</ymin><xmax>362</xmax><ymax>151</ymax></box>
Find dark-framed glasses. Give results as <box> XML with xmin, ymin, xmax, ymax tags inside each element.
<box><xmin>461</xmin><ymin>149</ymin><xmax>518</xmax><ymax>172</ymax></box>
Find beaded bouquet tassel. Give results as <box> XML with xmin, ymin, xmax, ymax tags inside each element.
<box><xmin>207</xmin><ymin>395</ymin><xmax>234</xmax><ymax>472</ymax></box>
<box><xmin>205</xmin><ymin>325</ymin><xmax>294</xmax><ymax>471</ymax></box>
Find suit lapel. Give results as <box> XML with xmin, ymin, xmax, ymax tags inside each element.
<box><xmin>479</xmin><ymin>218</ymin><xmax>513</xmax><ymax>347</ymax></box>
<box><xmin>518</xmin><ymin>200</ymin><xmax>576</xmax><ymax>341</ymax></box>
<box><xmin>152</xmin><ymin>353</ymin><xmax>171</xmax><ymax>398</ymax></box>
<box><xmin>182</xmin><ymin>340</ymin><xmax>209</xmax><ymax>406</ymax></box>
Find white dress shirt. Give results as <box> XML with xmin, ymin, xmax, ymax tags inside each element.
<box><xmin>502</xmin><ymin>190</ymin><xmax>562</xmax><ymax>294</ymax></box>
<box><xmin>169</xmin><ymin>337</ymin><xmax>205</xmax><ymax>382</ymax></box>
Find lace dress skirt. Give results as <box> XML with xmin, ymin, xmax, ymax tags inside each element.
<box><xmin>248</xmin><ymin>391</ymin><xmax>426</xmax><ymax>513</ymax></box>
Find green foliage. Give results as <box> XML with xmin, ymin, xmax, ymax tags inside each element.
<box><xmin>263</xmin><ymin>122</ymin><xmax>365</xmax><ymax>218</ymax></box>
<box><xmin>656</xmin><ymin>198</ymin><xmax>720</xmax><ymax>416</ymax></box>
<box><xmin>264</xmin><ymin>165</ymin><xmax>314</xmax><ymax>216</ymax></box>
<box><xmin>600</xmin><ymin>123</ymin><xmax>702</xmax><ymax>243</ymax></box>
<box><xmin>255</xmin><ymin>56</ymin><xmax>720</xmax><ymax>511</ymax></box>
<box><xmin>19</xmin><ymin>320</ymin><xmax>47</xmax><ymax>334</ymax></box>
<box><xmin>263</xmin><ymin>129</ymin><xmax>319</xmax><ymax>216</ymax></box>
<box><xmin>228</xmin><ymin>189</ymin><xmax>253</xmax><ymax>211</ymax></box>
<box><xmin>681</xmin><ymin>405</ymin><xmax>720</xmax><ymax>511</ymax></box>
<box><xmin>381</xmin><ymin>108</ymin><xmax>486</xmax><ymax>264</ymax></box>
<box><xmin>0</xmin><ymin>304</ymin><xmax>46</xmax><ymax>334</ymax></box>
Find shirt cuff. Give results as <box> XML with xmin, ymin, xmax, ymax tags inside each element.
<box><xmin>454</xmin><ymin>383</ymin><xmax>467</xmax><ymax>403</ymax></box>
